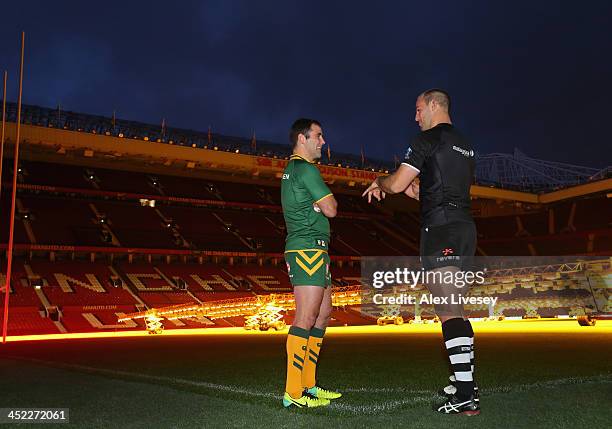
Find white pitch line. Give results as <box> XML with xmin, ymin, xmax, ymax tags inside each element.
<box><xmin>343</xmin><ymin>387</ymin><xmax>432</xmax><ymax>394</ymax></box>
<box><xmin>334</xmin><ymin>374</ymin><xmax>612</xmax><ymax>413</ymax></box>
<box><xmin>482</xmin><ymin>374</ymin><xmax>612</xmax><ymax>394</ymax></box>
<box><xmin>5</xmin><ymin>356</ymin><xmax>278</xmax><ymax>400</ymax></box>
<box><xmin>342</xmin><ymin>374</ymin><xmax>612</xmax><ymax>395</ymax></box>
<box><xmin>5</xmin><ymin>356</ymin><xmax>611</xmax><ymax>414</ymax></box>
<box><xmin>344</xmin><ymin>374</ymin><xmax>612</xmax><ymax>395</ymax></box>
<box><xmin>329</xmin><ymin>395</ymin><xmax>435</xmax><ymax>413</ymax></box>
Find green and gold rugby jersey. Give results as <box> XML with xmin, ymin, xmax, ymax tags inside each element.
<box><xmin>281</xmin><ymin>154</ymin><xmax>333</xmax><ymax>252</ymax></box>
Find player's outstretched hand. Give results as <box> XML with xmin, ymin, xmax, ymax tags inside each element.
<box><xmin>362</xmin><ymin>180</ymin><xmax>386</xmax><ymax>203</ymax></box>
<box><xmin>369</xmin><ymin>188</ymin><xmax>386</xmax><ymax>202</ymax></box>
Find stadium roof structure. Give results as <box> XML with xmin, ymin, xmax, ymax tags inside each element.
<box><xmin>4</xmin><ymin>102</ymin><xmax>609</xmax><ymax>193</ymax></box>
<box><xmin>476</xmin><ymin>149</ymin><xmax>610</xmax><ymax>193</ymax></box>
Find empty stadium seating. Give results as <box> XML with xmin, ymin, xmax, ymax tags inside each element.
<box><xmin>17</xmin><ymin>196</ymin><xmax>101</xmax><ymax>245</ymax></box>
<box><xmin>27</xmin><ymin>260</ymin><xmax>139</xmax><ymax>308</ymax></box>
<box><xmin>1</xmin><ymin>254</ymin><xmax>608</xmax><ymax>334</ymax></box>
<box><xmin>573</xmin><ymin>197</ymin><xmax>611</xmax><ymax>230</ymax></box>
<box><xmin>519</xmin><ymin>212</ymin><xmax>549</xmax><ymax>236</ymax></box>
<box><xmin>215</xmin><ymin>210</ymin><xmax>285</xmax><ymax>252</ymax></box>
<box><xmin>1</xmin><ymin>260</ymin><xmax>43</xmax><ymax>307</ymax></box>
<box><xmin>12</xmin><ymin>160</ymin><xmax>90</xmax><ymax>189</ymax></box>
<box><xmin>0</xmin><ymin>308</ymin><xmax>59</xmax><ymax>336</ymax></box>
<box><xmin>60</xmin><ymin>309</ymin><xmax>145</xmax><ymax>332</ymax></box>
<box><xmin>159</xmin><ymin>206</ymin><xmax>250</xmax><ymax>251</ymax></box>
<box><xmin>94</xmin><ymin>201</ymin><xmax>178</xmax><ymax>248</ymax></box>
<box><xmin>1</xmin><ymin>153</ymin><xmax>609</xmax><ymax>336</ymax></box>
<box><xmin>0</xmin><ymin>194</ymin><xmax>31</xmax><ymax>244</ymax></box>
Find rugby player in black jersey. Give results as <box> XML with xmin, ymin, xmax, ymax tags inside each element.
<box><xmin>363</xmin><ymin>89</ymin><xmax>479</xmax><ymax>415</ymax></box>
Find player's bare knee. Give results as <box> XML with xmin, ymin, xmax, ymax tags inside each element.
<box><xmin>295</xmin><ymin>312</ymin><xmax>319</xmax><ymax>330</ymax></box>
<box><xmin>314</xmin><ymin>309</ymin><xmax>331</xmax><ymax>328</ymax></box>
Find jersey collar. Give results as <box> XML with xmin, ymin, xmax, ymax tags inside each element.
<box><xmin>289</xmin><ymin>154</ymin><xmax>314</xmax><ymax>163</ymax></box>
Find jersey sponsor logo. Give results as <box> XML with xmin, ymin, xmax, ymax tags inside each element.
<box><xmin>316</xmin><ymin>239</ymin><xmax>327</xmax><ymax>248</ymax></box>
<box><xmin>436</xmin><ymin>255</ymin><xmax>461</xmax><ymax>262</ymax></box>
<box><xmin>452</xmin><ymin>145</ymin><xmax>474</xmax><ymax>157</ymax></box>
<box><xmin>404</xmin><ymin>147</ymin><xmax>412</xmax><ymax>159</ymax></box>
<box><xmin>442</xmin><ymin>248</ymin><xmax>454</xmax><ymax>256</ymax></box>
<box><xmin>282</xmin><ymin>173</ymin><xmax>290</xmax><ymax>179</ymax></box>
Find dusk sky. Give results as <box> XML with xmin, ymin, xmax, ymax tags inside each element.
<box><xmin>1</xmin><ymin>1</ymin><xmax>610</xmax><ymax>167</ymax></box>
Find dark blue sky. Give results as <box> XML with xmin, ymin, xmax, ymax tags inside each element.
<box><xmin>1</xmin><ymin>1</ymin><xmax>610</xmax><ymax>167</ymax></box>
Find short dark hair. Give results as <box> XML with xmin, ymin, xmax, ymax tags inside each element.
<box><xmin>289</xmin><ymin>118</ymin><xmax>321</xmax><ymax>149</ymax></box>
<box><xmin>420</xmin><ymin>89</ymin><xmax>451</xmax><ymax>112</ymax></box>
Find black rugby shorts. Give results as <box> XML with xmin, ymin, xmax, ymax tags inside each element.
<box><xmin>420</xmin><ymin>221</ymin><xmax>476</xmax><ymax>271</ymax></box>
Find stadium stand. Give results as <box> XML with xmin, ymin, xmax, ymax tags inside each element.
<box><xmin>0</xmin><ymin>307</ymin><xmax>59</xmax><ymax>335</ymax></box>
<box><xmin>1</xmin><ymin>260</ymin><xmax>42</xmax><ymax>307</ymax></box>
<box><xmin>15</xmin><ymin>160</ymin><xmax>82</xmax><ymax>188</ymax></box>
<box><xmin>27</xmin><ymin>260</ymin><xmax>138</xmax><ymax>307</ymax></box>
<box><xmin>159</xmin><ymin>206</ymin><xmax>251</xmax><ymax>251</ymax></box>
<box><xmin>16</xmin><ymin>196</ymin><xmax>101</xmax><ymax>246</ymax></box>
<box><xmin>93</xmin><ymin>201</ymin><xmax>179</xmax><ymax>248</ymax></box>
<box><xmin>0</xmin><ymin>194</ymin><xmax>31</xmax><ymax>244</ymax></box>
<box><xmin>0</xmin><ymin>105</ymin><xmax>610</xmax><ymax>336</ymax></box>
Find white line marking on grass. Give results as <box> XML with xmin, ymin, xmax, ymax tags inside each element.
<box><xmin>5</xmin><ymin>356</ymin><xmax>611</xmax><ymax>415</ymax></box>
<box><xmin>329</xmin><ymin>395</ymin><xmax>435</xmax><ymax>413</ymax></box>
<box><xmin>335</xmin><ymin>374</ymin><xmax>612</xmax><ymax>414</ymax></box>
<box><xmin>5</xmin><ymin>356</ymin><xmax>278</xmax><ymax>400</ymax></box>
<box><xmin>343</xmin><ymin>387</ymin><xmax>432</xmax><ymax>394</ymax></box>
<box><xmin>344</xmin><ymin>374</ymin><xmax>612</xmax><ymax>395</ymax></box>
<box><xmin>482</xmin><ymin>374</ymin><xmax>612</xmax><ymax>394</ymax></box>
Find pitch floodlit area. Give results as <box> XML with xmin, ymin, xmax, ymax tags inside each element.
<box><xmin>2</xmin><ymin>320</ymin><xmax>611</xmax><ymax>428</ymax></box>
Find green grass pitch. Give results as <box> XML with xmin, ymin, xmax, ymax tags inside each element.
<box><xmin>1</xmin><ymin>323</ymin><xmax>611</xmax><ymax>428</ymax></box>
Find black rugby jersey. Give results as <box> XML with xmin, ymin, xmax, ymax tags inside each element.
<box><xmin>403</xmin><ymin>123</ymin><xmax>475</xmax><ymax>227</ymax></box>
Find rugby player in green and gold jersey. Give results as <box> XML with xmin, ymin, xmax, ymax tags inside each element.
<box><xmin>280</xmin><ymin>118</ymin><xmax>342</xmax><ymax>408</ymax></box>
